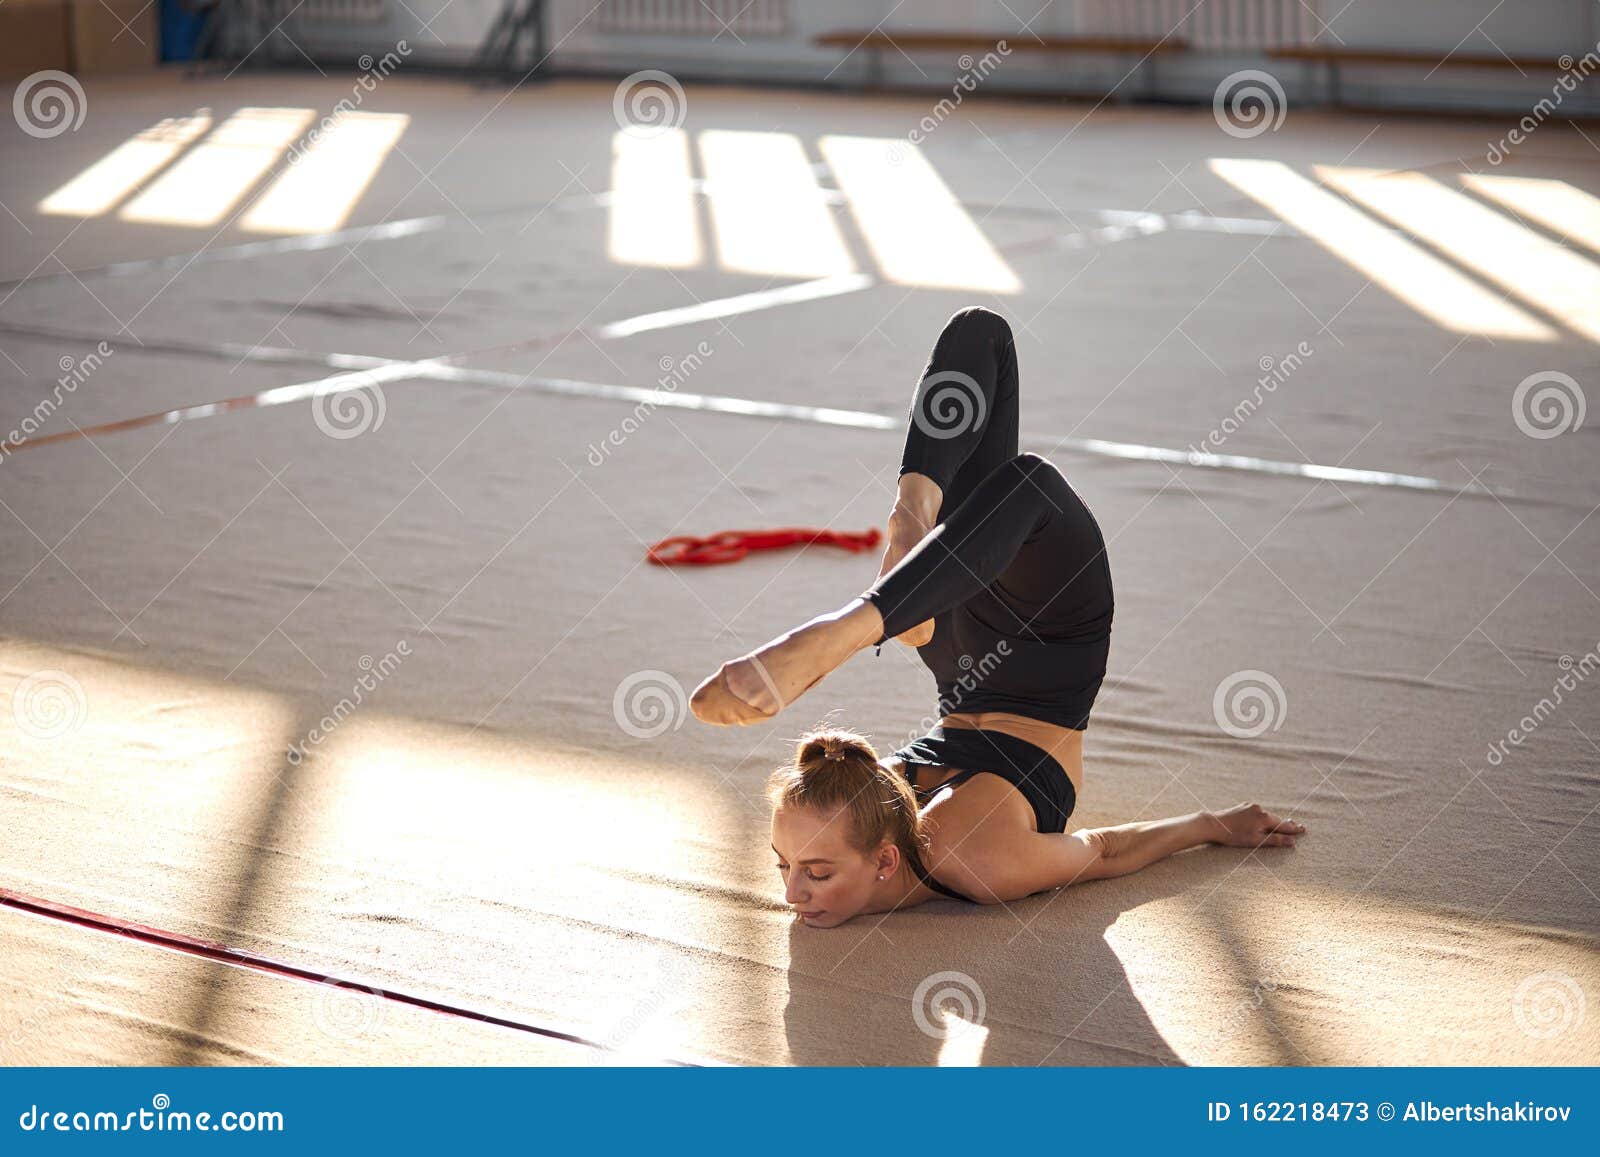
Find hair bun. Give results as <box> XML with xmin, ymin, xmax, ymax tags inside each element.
<box><xmin>796</xmin><ymin>728</ymin><xmax>877</xmax><ymax>768</ymax></box>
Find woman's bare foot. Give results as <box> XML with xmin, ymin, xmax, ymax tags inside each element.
<box><xmin>690</xmin><ymin>601</ymin><xmax>882</xmax><ymax>726</ymax></box>
<box><xmin>1205</xmin><ymin>803</ymin><xmax>1307</xmax><ymax>849</ymax></box>
<box><xmin>875</xmin><ymin>505</ymin><xmax>937</xmax><ymax>647</ymax></box>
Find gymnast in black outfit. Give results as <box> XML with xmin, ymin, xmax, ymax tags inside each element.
<box><xmin>690</xmin><ymin>307</ymin><xmax>1306</xmax><ymax>927</ymax></box>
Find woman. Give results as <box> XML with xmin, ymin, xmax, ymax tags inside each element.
<box><xmin>690</xmin><ymin>306</ymin><xmax>1305</xmax><ymax>924</ymax></box>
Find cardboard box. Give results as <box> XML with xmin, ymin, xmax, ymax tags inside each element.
<box><xmin>72</xmin><ymin>0</ymin><xmax>160</xmax><ymax>73</ymax></box>
<box><xmin>0</xmin><ymin>0</ymin><xmax>74</xmax><ymax>77</ymax></box>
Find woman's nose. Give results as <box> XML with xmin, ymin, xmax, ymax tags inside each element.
<box><xmin>785</xmin><ymin>879</ymin><xmax>808</xmax><ymax>904</ymax></box>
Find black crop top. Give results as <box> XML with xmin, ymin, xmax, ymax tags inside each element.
<box><xmin>890</xmin><ymin>725</ymin><xmax>1080</xmax><ymax>904</ymax></box>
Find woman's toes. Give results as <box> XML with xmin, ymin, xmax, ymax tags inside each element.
<box><xmin>689</xmin><ymin>665</ymin><xmax>770</xmax><ymax>725</ymax></box>
<box><xmin>688</xmin><ymin>669</ymin><xmax>732</xmax><ymax>724</ymax></box>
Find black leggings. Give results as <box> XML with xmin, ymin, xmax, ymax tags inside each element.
<box><xmin>861</xmin><ymin>307</ymin><xmax>1114</xmax><ymax>727</ymax></box>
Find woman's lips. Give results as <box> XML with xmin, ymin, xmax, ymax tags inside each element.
<box><xmin>798</xmin><ymin>910</ymin><xmax>824</xmax><ymax>919</ymax></box>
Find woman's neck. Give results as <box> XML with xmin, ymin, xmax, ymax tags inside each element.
<box><xmin>861</xmin><ymin>861</ymin><xmax>927</xmax><ymax>914</ymax></box>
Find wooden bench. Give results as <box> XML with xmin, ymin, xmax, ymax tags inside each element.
<box><xmin>814</xmin><ymin>30</ymin><xmax>1188</xmax><ymax>95</ymax></box>
<box><xmin>1266</xmin><ymin>46</ymin><xmax>1594</xmax><ymax>108</ymax></box>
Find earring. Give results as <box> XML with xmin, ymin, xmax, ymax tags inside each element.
<box><xmin>877</xmin><ymin>874</ymin><xmax>885</xmax><ymax>880</ymax></box>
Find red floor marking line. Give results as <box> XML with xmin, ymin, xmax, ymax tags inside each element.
<box><xmin>0</xmin><ymin>886</ymin><xmax>696</xmax><ymax>1065</ymax></box>
<box><xmin>0</xmin><ymin>325</ymin><xmax>588</xmax><ymax>456</ymax></box>
<box><xmin>2</xmin><ymin>395</ymin><xmax>267</xmax><ymax>454</ymax></box>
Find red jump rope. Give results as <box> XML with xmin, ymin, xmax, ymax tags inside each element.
<box><xmin>647</xmin><ymin>527</ymin><xmax>882</xmax><ymax>566</ymax></box>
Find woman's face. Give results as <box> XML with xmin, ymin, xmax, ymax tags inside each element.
<box><xmin>770</xmin><ymin>803</ymin><xmax>882</xmax><ymax>928</ymax></box>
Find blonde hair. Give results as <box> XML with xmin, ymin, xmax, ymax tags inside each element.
<box><xmin>765</xmin><ymin>726</ymin><xmax>928</xmax><ymax>872</ymax></box>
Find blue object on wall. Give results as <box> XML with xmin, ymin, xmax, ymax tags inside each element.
<box><xmin>160</xmin><ymin>0</ymin><xmax>207</xmax><ymax>62</ymax></box>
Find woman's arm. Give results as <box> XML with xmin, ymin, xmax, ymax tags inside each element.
<box><xmin>981</xmin><ymin>803</ymin><xmax>1305</xmax><ymax>900</ymax></box>
<box><xmin>1078</xmin><ymin>803</ymin><xmax>1305</xmax><ymax>883</ymax></box>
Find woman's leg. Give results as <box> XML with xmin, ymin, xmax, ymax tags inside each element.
<box><xmin>863</xmin><ymin>452</ymin><xmax>1110</xmax><ymax>647</ymax></box>
<box><xmin>689</xmin><ymin>308</ymin><xmax>1031</xmax><ymax>727</ymax></box>
<box><xmin>897</xmin><ymin>305</ymin><xmax>1021</xmax><ymax>520</ymax></box>
<box><xmin>876</xmin><ymin>306</ymin><xmax>1020</xmax><ymax>643</ymax></box>
<box><xmin>691</xmin><ymin>451</ymin><xmax>1109</xmax><ymax>725</ymax></box>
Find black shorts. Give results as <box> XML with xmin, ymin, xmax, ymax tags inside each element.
<box><xmin>892</xmin><ymin>723</ymin><xmax>1077</xmax><ymax>835</ymax></box>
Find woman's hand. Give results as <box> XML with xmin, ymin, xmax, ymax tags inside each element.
<box><xmin>1205</xmin><ymin>803</ymin><xmax>1306</xmax><ymax>849</ymax></box>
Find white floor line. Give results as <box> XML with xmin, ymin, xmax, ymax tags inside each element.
<box><xmin>0</xmin><ymin>307</ymin><xmax>1505</xmax><ymax>499</ymax></box>
<box><xmin>594</xmin><ymin>273</ymin><xmax>875</xmax><ymax>338</ymax></box>
<box><xmin>419</xmin><ymin>366</ymin><xmax>1496</xmax><ymax>497</ymax></box>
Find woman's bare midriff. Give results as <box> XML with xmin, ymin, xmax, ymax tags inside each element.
<box><xmin>920</xmin><ymin>709</ymin><xmax>1084</xmax><ymax>796</ymax></box>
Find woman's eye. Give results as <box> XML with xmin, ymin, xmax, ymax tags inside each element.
<box><xmin>808</xmin><ymin>872</ymin><xmax>832</xmax><ymax>882</ymax></box>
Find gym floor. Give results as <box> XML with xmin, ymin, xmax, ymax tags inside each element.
<box><xmin>1</xmin><ymin>71</ymin><xmax>1596</xmax><ymax>1065</ymax></box>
